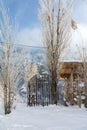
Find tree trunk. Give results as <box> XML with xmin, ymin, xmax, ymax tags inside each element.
<box><xmin>64</xmin><ymin>78</ymin><xmax>69</xmax><ymax>106</ymax></box>
<box><xmin>4</xmin><ymin>84</ymin><xmax>8</xmax><ymax>114</ymax></box>
<box><xmin>84</xmin><ymin>81</ymin><xmax>87</xmax><ymax>108</ymax></box>
<box><xmin>51</xmin><ymin>69</ymin><xmax>58</xmax><ymax>104</ymax></box>
<box><xmin>70</xmin><ymin>72</ymin><xmax>74</xmax><ymax>105</ymax></box>
<box><xmin>4</xmin><ymin>84</ymin><xmax>11</xmax><ymax>114</ymax></box>
<box><xmin>27</xmin><ymin>81</ymin><xmax>31</xmax><ymax>106</ymax></box>
<box><xmin>7</xmin><ymin>79</ymin><xmax>11</xmax><ymax>114</ymax></box>
<box><xmin>77</xmin><ymin>74</ymin><xmax>81</xmax><ymax>108</ymax></box>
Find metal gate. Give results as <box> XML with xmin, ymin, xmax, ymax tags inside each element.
<box><xmin>27</xmin><ymin>74</ymin><xmax>51</xmax><ymax>106</ymax></box>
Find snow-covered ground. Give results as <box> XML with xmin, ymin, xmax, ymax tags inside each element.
<box><xmin>0</xmin><ymin>103</ymin><xmax>87</xmax><ymax>130</ymax></box>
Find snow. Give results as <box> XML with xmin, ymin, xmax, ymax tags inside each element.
<box><xmin>79</xmin><ymin>82</ymin><xmax>84</xmax><ymax>88</ymax></box>
<box><xmin>0</xmin><ymin>103</ymin><xmax>87</xmax><ymax>130</ymax></box>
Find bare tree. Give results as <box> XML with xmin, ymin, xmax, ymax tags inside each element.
<box><xmin>83</xmin><ymin>51</ymin><xmax>87</xmax><ymax>108</ymax></box>
<box><xmin>77</xmin><ymin>46</ymin><xmax>87</xmax><ymax>108</ymax></box>
<box><xmin>0</xmin><ymin>0</ymin><xmax>21</xmax><ymax>114</ymax></box>
<box><xmin>24</xmin><ymin>59</ymin><xmax>38</xmax><ymax>106</ymax></box>
<box><xmin>39</xmin><ymin>0</ymin><xmax>74</xmax><ymax>104</ymax></box>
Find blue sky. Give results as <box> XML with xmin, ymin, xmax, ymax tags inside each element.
<box><xmin>3</xmin><ymin>0</ymin><xmax>87</xmax><ymax>28</ymax></box>
<box><xmin>1</xmin><ymin>0</ymin><xmax>87</xmax><ymax>46</ymax></box>
<box><xmin>73</xmin><ymin>0</ymin><xmax>87</xmax><ymax>24</ymax></box>
<box><xmin>3</xmin><ymin>0</ymin><xmax>40</xmax><ymax>30</ymax></box>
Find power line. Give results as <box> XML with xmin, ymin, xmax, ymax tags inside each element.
<box><xmin>14</xmin><ymin>43</ymin><xmax>47</xmax><ymax>49</ymax></box>
<box><xmin>0</xmin><ymin>41</ymin><xmax>47</xmax><ymax>49</ymax></box>
<box><xmin>15</xmin><ymin>39</ymin><xmax>43</xmax><ymax>45</ymax></box>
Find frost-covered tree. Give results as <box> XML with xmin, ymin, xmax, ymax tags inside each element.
<box><xmin>77</xmin><ymin>46</ymin><xmax>87</xmax><ymax>108</ymax></box>
<box><xmin>39</xmin><ymin>0</ymin><xmax>74</xmax><ymax>104</ymax></box>
<box><xmin>0</xmin><ymin>0</ymin><xmax>21</xmax><ymax>114</ymax></box>
<box><xmin>25</xmin><ymin>59</ymin><xmax>38</xmax><ymax>106</ymax></box>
